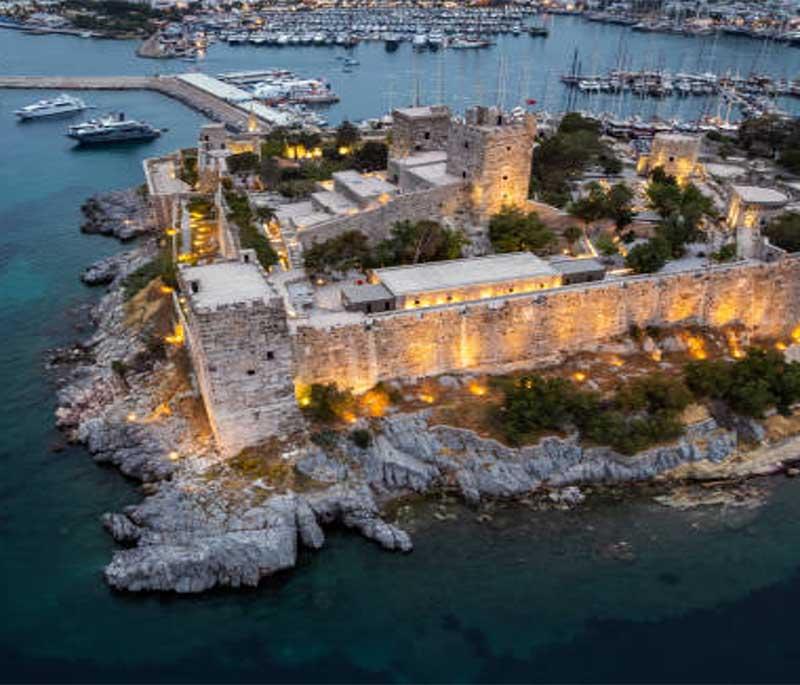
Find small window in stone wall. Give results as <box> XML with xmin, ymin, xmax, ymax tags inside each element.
<box><xmin>464</xmin><ymin>141</ymin><xmax>469</xmax><ymax>149</ymax></box>
<box><xmin>462</xmin><ymin>171</ymin><xmax>467</xmax><ymax>179</ymax></box>
<box><xmin>414</xmin><ymin>299</ymin><xmax>421</xmax><ymax>306</ymax></box>
<box><xmin>502</xmin><ymin>175</ymin><xmax>508</xmax><ymax>181</ymax></box>
<box><xmin>669</xmin><ymin>156</ymin><xmax>675</xmax><ymax>162</ymax></box>
<box><xmin>266</xmin><ymin>350</ymin><xmax>275</xmax><ymax>360</ymax></box>
<box><xmin>506</xmin><ymin>146</ymin><xmax>511</xmax><ymax>152</ymax></box>
<box><xmin>246</xmin><ymin>369</ymin><xmax>256</xmax><ymax>376</ymax></box>
<box><xmin>424</xmin><ymin>131</ymin><xmax>430</xmax><ymax>139</ymax></box>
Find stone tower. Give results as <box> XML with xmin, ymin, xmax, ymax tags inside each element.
<box><xmin>637</xmin><ymin>133</ymin><xmax>702</xmax><ymax>184</ymax></box>
<box><xmin>177</xmin><ymin>252</ymin><xmax>304</xmax><ymax>456</ymax></box>
<box><xmin>445</xmin><ymin>106</ymin><xmax>537</xmax><ymax>223</ymax></box>
<box><xmin>390</xmin><ymin>105</ymin><xmax>452</xmax><ymax>158</ymax></box>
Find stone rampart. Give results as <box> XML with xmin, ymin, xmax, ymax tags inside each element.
<box><xmin>178</xmin><ymin>272</ymin><xmax>303</xmax><ymax>456</ymax></box>
<box><xmin>298</xmin><ymin>183</ymin><xmax>467</xmax><ymax>249</ymax></box>
<box><xmin>292</xmin><ymin>257</ymin><xmax>800</xmax><ymax>393</ymax></box>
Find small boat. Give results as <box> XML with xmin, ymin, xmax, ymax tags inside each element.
<box><xmin>15</xmin><ymin>94</ymin><xmax>89</xmax><ymax>120</ymax></box>
<box><xmin>528</xmin><ymin>26</ymin><xmax>549</xmax><ymax>37</ymax></box>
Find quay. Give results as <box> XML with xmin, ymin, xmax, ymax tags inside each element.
<box><xmin>0</xmin><ymin>74</ymin><xmax>288</xmax><ymax>132</ymax></box>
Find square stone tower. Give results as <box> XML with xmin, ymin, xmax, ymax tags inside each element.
<box><xmin>177</xmin><ymin>253</ymin><xmax>304</xmax><ymax>456</ymax></box>
<box><xmin>390</xmin><ymin>105</ymin><xmax>452</xmax><ymax>158</ymax></box>
<box><xmin>445</xmin><ymin>106</ymin><xmax>536</xmax><ymax>223</ymax></box>
<box><xmin>637</xmin><ymin>133</ymin><xmax>702</xmax><ymax>183</ymax></box>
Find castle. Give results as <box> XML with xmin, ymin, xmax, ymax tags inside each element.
<box><xmin>269</xmin><ymin>104</ymin><xmax>537</xmax><ymax>266</ymax></box>
<box><xmin>145</xmin><ymin>108</ymin><xmax>800</xmax><ymax>457</ymax></box>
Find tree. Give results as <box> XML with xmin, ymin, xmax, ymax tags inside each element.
<box><xmin>376</xmin><ymin>220</ymin><xmax>466</xmax><ymax>266</ymax></box>
<box><xmin>304</xmin><ymin>230</ymin><xmax>372</xmax><ymax>275</ymax></box>
<box><xmin>594</xmin><ymin>233</ymin><xmax>618</xmax><ymax>257</ymax></box>
<box><xmin>568</xmin><ymin>182</ymin><xmax>608</xmax><ymax>229</ymax></box>
<box><xmin>564</xmin><ymin>225</ymin><xmax>583</xmax><ymax>249</ymax></box>
<box><xmin>606</xmin><ymin>183</ymin><xmax>635</xmax><ymax>231</ymax></box>
<box><xmin>646</xmin><ymin>178</ymin><xmax>716</xmax><ymax>255</ymax></box>
<box><xmin>353</xmin><ymin>141</ymin><xmax>388</xmax><ymax>172</ymax></box>
<box><xmin>488</xmin><ymin>207</ymin><xmax>556</xmax><ymax>254</ymax></box>
<box><xmin>529</xmin><ymin>113</ymin><xmax>620</xmax><ymax>208</ymax></box>
<box><xmin>625</xmin><ymin>236</ymin><xmax>671</xmax><ymax>274</ymax></box>
<box><xmin>335</xmin><ymin>120</ymin><xmax>360</xmax><ymax>149</ymax></box>
<box><xmin>764</xmin><ymin>213</ymin><xmax>800</xmax><ymax>253</ymax></box>
<box><xmin>226</xmin><ymin>151</ymin><xmax>259</xmax><ymax>175</ymax></box>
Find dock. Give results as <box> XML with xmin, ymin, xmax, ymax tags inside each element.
<box><xmin>0</xmin><ymin>74</ymin><xmax>290</xmax><ymax>132</ymax></box>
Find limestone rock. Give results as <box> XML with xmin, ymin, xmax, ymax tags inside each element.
<box><xmin>80</xmin><ymin>188</ymin><xmax>151</xmax><ymax>241</ymax></box>
<box><xmin>81</xmin><ymin>256</ymin><xmax>121</xmax><ymax>286</ymax></box>
<box><xmin>102</xmin><ymin>512</ymin><xmax>142</xmax><ymax>543</ymax></box>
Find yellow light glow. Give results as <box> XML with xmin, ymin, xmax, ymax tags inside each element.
<box><xmin>726</xmin><ymin>330</ymin><xmax>745</xmax><ymax>359</ymax></box>
<box><xmin>164</xmin><ymin>323</ymin><xmax>185</xmax><ymax>346</ymax></box>
<box><xmin>608</xmin><ymin>356</ymin><xmax>624</xmax><ymax>367</ymax></box>
<box><xmin>360</xmin><ymin>388</ymin><xmax>390</xmax><ymax>417</ymax></box>
<box><xmin>418</xmin><ymin>393</ymin><xmax>435</xmax><ymax>404</ymax></box>
<box><xmin>126</xmin><ymin>412</ymin><xmax>137</xmax><ymax>423</ymax></box>
<box><xmin>337</xmin><ymin>145</ymin><xmax>351</xmax><ymax>156</ymax></box>
<box><xmin>792</xmin><ymin>325</ymin><xmax>800</xmax><ymax>343</ymax></box>
<box><xmin>651</xmin><ymin>349</ymin><xmax>663</xmax><ymax>362</ymax></box>
<box><xmin>572</xmin><ymin>371</ymin><xmax>587</xmax><ymax>383</ymax></box>
<box><xmin>468</xmin><ymin>380</ymin><xmax>487</xmax><ymax>396</ymax></box>
<box><xmin>160</xmin><ymin>285</ymin><xmax>174</xmax><ymax>295</ymax></box>
<box><xmin>165</xmin><ymin>228</ymin><xmax>178</xmax><ymax>236</ymax></box>
<box><xmin>776</xmin><ymin>341</ymin><xmax>788</xmax><ymax>351</ymax></box>
<box><xmin>683</xmin><ymin>333</ymin><xmax>708</xmax><ymax>360</ymax></box>
<box><xmin>168</xmin><ymin>451</ymin><xmax>180</xmax><ymax>461</ymax></box>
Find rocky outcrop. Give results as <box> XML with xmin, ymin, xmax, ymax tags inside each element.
<box><xmin>81</xmin><ymin>255</ymin><xmax>124</xmax><ymax>286</ymax></box>
<box><xmin>81</xmin><ymin>188</ymin><xmax>151</xmax><ymax>241</ymax></box>
<box><xmin>91</xmin><ymin>409</ymin><xmax>743</xmax><ymax>592</ymax></box>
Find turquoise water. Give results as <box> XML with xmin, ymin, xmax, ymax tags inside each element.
<box><xmin>3</xmin><ymin>24</ymin><xmax>800</xmax><ymax>683</ymax></box>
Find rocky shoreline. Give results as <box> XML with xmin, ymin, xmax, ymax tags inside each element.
<box><xmin>49</xmin><ymin>194</ymin><xmax>800</xmax><ymax>594</ymax></box>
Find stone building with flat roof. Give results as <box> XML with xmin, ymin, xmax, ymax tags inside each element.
<box><xmin>390</xmin><ymin>105</ymin><xmax>452</xmax><ymax>158</ymax></box>
<box><xmin>726</xmin><ymin>185</ymin><xmax>789</xmax><ymax>259</ymax></box>
<box><xmin>368</xmin><ymin>252</ymin><xmax>561</xmax><ymax>310</ymax></box>
<box><xmin>177</xmin><ymin>252</ymin><xmax>303</xmax><ymax>456</ymax></box>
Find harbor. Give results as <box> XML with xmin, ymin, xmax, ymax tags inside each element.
<box><xmin>0</xmin><ymin>73</ymin><xmax>330</xmax><ymax>131</ymax></box>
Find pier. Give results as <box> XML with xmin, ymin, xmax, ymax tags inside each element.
<box><xmin>0</xmin><ymin>75</ymin><xmax>277</xmax><ymax>132</ymax></box>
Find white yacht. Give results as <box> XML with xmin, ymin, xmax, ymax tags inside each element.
<box><xmin>66</xmin><ymin>113</ymin><xmax>161</xmax><ymax>145</ymax></box>
<box><xmin>15</xmin><ymin>94</ymin><xmax>88</xmax><ymax>121</ymax></box>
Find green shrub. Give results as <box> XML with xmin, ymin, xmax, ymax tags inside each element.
<box><xmin>122</xmin><ymin>249</ymin><xmax>176</xmax><ymax>300</ymax></box>
<box><xmin>764</xmin><ymin>213</ymin><xmax>800</xmax><ymax>253</ymax></box>
<box><xmin>349</xmin><ymin>429</ymin><xmax>372</xmax><ymax>449</ymax></box>
<box><xmin>685</xmin><ymin>349</ymin><xmax>800</xmax><ymax>417</ymax></box>
<box><xmin>497</xmin><ymin>372</ymin><xmax>691</xmax><ymax>455</ymax></box>
<box><xmin>488</xmin><ymin>207</ymin><xmax>556</xmax><ymax>254</ymax></box>
<box><xmin>625</xmin><ymin>237</ymin><xmax>671</xmax><ymax>274</ymax></box>
<box><xmin>302</xmin><ymin>383</ymin><xmax>356</xmax><ymax>423</ymax></box>
<box><xmin>711</xmin><ymin>243</ymin><xmax>737</xmax><ymax>262</ymax></box>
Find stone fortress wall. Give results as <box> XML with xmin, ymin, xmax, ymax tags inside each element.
<box><xmin>292</xmin><ymin>257</ymin><xmax>800</xmax><ymax>394</ymax></box>
<box><xmin>297</xmin><ymin>182</ymin><xmax>467</xmax><ymax>249</ymax></box>
<box><xmin>177</xmin><ymin>257</ymin><xmax>303</xmax><ymax>456</ymax></box>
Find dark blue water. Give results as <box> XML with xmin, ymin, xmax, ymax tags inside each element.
<box><xmin>3</xmin><ymin>23</ymin><xmax>800</xmax><ymax>683</ymax></box>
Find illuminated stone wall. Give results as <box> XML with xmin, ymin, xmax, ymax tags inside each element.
<box><xmin>445</xmin><ymin>108</ymin><xmax>536</xmax><ymax>223</ymax></box>
<box><xmin>298</xmin><ymin>182</ymin><xmax>468</xmax><ymax>249</ymax></box>
<box><xmin>638</xmin><ymin>133</ymin><xmax>701</xmax><ymax>182</ymax></box>
<box><xmin>178</xmin><ymin>270</ymin><xmax>303</xmax><ymax>456</ymax></box>
<box><xmin>292</xmin><ymin>258</ymin><xmax>800</xmax><ymax>393</ymax></box>
<box><xmin>394</xmin><ymin>273</ymin><xmax>563</xmax><ymax>310</ymax></box>
<box><xmin>390</xmin><ymin>105</ymin><xmax>452</xmax><ymax>158</ymax></box>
